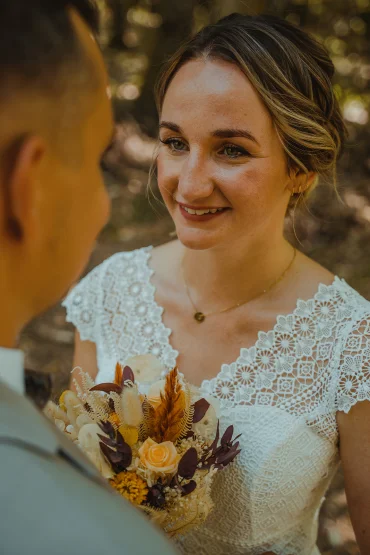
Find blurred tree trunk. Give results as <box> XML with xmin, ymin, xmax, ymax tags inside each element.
<box><xmin>132</xmin><ymin>0</ymin><xmax>197</xmax><ymax>135</ymax></box>
<box><xmin>107</xmin><ymin>0</ymin><xmax>137</xmax><ymax>49</ymax></box>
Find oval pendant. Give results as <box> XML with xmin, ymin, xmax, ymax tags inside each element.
<box><xmin>194</xmin><ymin>312</ymin><xmax>206</xmax><ymax>323</ymax></box>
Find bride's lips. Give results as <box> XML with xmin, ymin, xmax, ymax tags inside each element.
<box><xmin>178</xmin><ymin>203</ymin><xmax>230</xmax><ymax>222</ymax></box>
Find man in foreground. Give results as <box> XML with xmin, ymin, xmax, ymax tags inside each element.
<box><xmin>0</xmin><ymin>2</ymin><xmax>176</xmax><ymax>553</ymax></box>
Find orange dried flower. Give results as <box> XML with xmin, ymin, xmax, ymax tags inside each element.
<box><xmin>108</xmin><ymin>412</ymin><xmax>121</xmax><ymax>427</ymax></box>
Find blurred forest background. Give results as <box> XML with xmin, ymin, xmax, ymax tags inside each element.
<box><xmin>22</xmin><ymin>0</ymin><xmax>370</xmax><ymax>553</ymax></box>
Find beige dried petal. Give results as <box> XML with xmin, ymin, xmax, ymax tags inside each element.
<box><xmin>54</xmin><ymin>419</ymin><xmax>66</xmax><ymax>433</ymax></box>
<box><xmin>64</xmin><ymin>391</ymin><xmax>84</xmax><ymax>428</ymax></box>
<box><xmin>44</xmin><ymin>401</ymin><xmax>69</xmax><ymax>425</ymax></box>
<box><xmin>147</xmin><ymin>379</ymin><xmax>166</xmax><ymax>409</ymax></box>
<box><xmin>76</xmin><ymin>413</ymin><xmax>93</xmax><ymax>431</ymax></box>
<box><xmin>66</xmin><ymin>424</ymin><xmax>78</xmax><ymax>441</ymax></box>
<box><xmin>78</xmin><ymin>423</ymin><xmax>113</xmax><ymax>479</ymax></box>
<box><xmin>121</xmin><ymin>385</ymin><xmax>143</xmax><ymax>427</ymax></box>
<box><xmin>125</xmin><ymin>354</ymin><xmax>165</xmax><ymax>383</ymax></box>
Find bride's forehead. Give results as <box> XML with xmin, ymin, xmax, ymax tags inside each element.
<box><xmin>162</xmin><ymin>70</ymin><xmax>271</xmax><ymax>138</ymax></box>
<box><xmin>162</xmin><ymin>59</ymin><xmax>269</xmax><ymax>120</ymax></box>
<box><xmin>165</xmin><ymin>59</ymin><xmax>256</xmax><ymax>100</ymax></box>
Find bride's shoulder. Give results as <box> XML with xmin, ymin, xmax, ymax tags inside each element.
<box><xmin>87</xmin><ymin>245</ymin><xmax>154</xmax><ymax>280</ymax></box>
<box><xmin>62</xmin><ymin>246</ymin><xmax>155</xmax><ymax>341</ymax></box>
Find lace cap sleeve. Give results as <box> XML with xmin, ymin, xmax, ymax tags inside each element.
<box><xmin>62</xmin><ymin>260</ymin><xmax>108</xmax><ymax>343</ymax></box>
<box><xmin>336</xmin><ymin>310</ymin><xmax>370</xmax><ymax>413</ymax></box>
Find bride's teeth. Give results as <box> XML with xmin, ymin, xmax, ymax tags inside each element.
<box><xmin>183</xmin><ymin>206</ymin><xmax>226</xmax><ymax>215</ymax></box>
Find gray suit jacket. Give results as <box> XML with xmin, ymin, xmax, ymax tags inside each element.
<box><xmin>0</xmin><ymin>382</ymin><xmax>178</xmax><ymax>555</ymax></box>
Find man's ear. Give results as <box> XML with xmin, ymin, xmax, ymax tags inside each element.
<box><xmin>287</xmin><ymin>168</ymin><xmax>317</xmax><ymax>196</ymax></box>
<box><xmin>2</xmin><ymin>134</ymin><xmax>46</xmax><ymax>241</ymax></box>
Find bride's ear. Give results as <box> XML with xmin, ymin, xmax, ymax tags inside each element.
<box><xmin>287</xmin><ymin>168</ymin><xmax>317</xmax><ymax>196</ymax></box>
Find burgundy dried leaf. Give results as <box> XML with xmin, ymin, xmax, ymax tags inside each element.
<box><xmin>192</xmin><ymin>398</ymin><xmax>211</xmax><ymax>424</ymax></box>
<box><xmin>116</xmin><ymin>431</ymin><xmax>126</xmax><ymax>447</ymax></box>
<box><xmin>99</xmin><ymin>442</ymin><xmax>123</xmax><ymax>464</ymax></box>
<box><xmin>181</xmin><ymin>480</ymin><xmax>197</xmax><ymax>497</ymax></box>
<box><xmin>97</xmin><ymin>434</ymin><xmax>116</xmax><ymax>448</ymax></box>
<box><xmin>209</xmin><ymin>420</ymin><xmax>220</xmax><ymax>455</ymax></box>
<box><xmin>99</xmin><ymin>432</ymin><xmax>133</xmax><ymax>469</ymax></box>
<box><xmin>221</xmin><ymin>425</ymin><xmax>234</xmax><ymax>446</ymax></box>
<box><xmin>116</xmin><ymin>439</ymin><xmax>133</xmax><ymax>458</ymax></box>
<box><xmin>99</xmin><ymin>421</ymin><xmax>115</xmax><ymax>437</ymax></box>
<box><xmin>170</xmin><ymin>474</ymin><xmax>180</xmax><ymax>489</ymax></box>
<box><xmin>178</xmin><ymin>447</ymin><xmax>198</xmax><ymax>480</ymax></box>
<box><xmin>147</xmin><ymin>483</ymin><xmax>166</xmax><ymax>508</ymax></box>
<box><xmin>216</xmin><ymin>449</ymin><xmax>241</xmax><ymax>467</ymax></box>
<box><xmin>123</xmin><ymin>366</ymin><xmax>135</xmax><ymax>385</ymax></box>
<box><xmin>90</xmin><ymin>382</ymin><xmax>122</xmax><ymax>394</ymax></box>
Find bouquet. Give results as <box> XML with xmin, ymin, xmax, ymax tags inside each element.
<box><xmin>45</xmin><ymin>355</ymin><xmax>241</xmax><ymax>537</ymax></box>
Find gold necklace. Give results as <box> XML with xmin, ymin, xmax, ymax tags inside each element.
<box><xmin>183</xmin><ymin>248</ymin><xmax>297</xmax><ymax>323</ymax></box>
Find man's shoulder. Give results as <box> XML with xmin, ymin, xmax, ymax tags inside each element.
<box><xmin>0</xmin><ymin>383</ymin><xmax>177</xmax><ymax>555</ymax></box>
<box><xmin>0</xmin><ymin>382</ymin><xmax>59</xmax><ymax>455</ymax></box>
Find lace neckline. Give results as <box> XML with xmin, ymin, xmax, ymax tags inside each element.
<box><xmin>144</xmin><ymin>246</ymin><xmax>345</xmax><ymax>391</ymax></box>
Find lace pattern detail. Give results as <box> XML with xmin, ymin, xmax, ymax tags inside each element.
<box><xmin>64</xmin><ymin>248</ymin><xmax>179</xmax><ymax>371</ymax></box>
<box><xmin>64</xmin><ymin>247</ymin><xmax>370</xmax><ymax>555</ymax></box>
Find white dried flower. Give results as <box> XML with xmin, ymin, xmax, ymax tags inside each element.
<box><xmin>78</xmin><ymin>423</ymin><xmax>113</xmax><ymax>479</ymax></box>
<box><xmin>125</xmin><ymin>354</ymin><xmax>165</xmax><ymax>384</ymax></box>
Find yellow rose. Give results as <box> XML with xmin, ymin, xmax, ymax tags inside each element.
<box><xmin>139</xmin><ymin>437</ymin><xmax>180</xmax><ymax>475</ymax></box>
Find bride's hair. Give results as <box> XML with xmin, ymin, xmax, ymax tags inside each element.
<box><xmin>155</xmin><ymin>13</ymin><xmax>347</xmax><ymax>203</ymax></box>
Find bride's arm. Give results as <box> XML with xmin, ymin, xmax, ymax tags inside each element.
<box><xmin>337</xmin><ymin>400</ymin><xmax>370</xmax><ymax>553</ymax></box>
<box><xmin>70</xmin><ymin>330</ymin><xmax>99</xmax><ymax>393</ymax></box>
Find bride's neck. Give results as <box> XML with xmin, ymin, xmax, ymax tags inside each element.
<box><xmin>181</xmin><ymin>236</ymin><xmax>294</xmax><ymax>309</ymax></box>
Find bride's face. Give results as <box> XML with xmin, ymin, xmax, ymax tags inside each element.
<box><xmin>157</xmin><ymin>59</ymin><xmax>294</xmax><ymax>251</ymax></box>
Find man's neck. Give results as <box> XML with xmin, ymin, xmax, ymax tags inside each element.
<box><xmin>0</xmin><ymin>297</ymin><xmax>23</xmax><ymax>349</ymax></box>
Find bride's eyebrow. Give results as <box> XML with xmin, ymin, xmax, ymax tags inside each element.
<box><xmin>159</xmin><ymin>121</ymin><xmax>260</xmax><ymax>147</ymax></box>
<box><xmin>159</xmin><ymin>121</ymin><xmax>182</xmax><ymax>133</ymax></box>
<box><xmin>212</xmin><ymin>128</ymin><xmax>260</xmax><ymax>147</ymax></box>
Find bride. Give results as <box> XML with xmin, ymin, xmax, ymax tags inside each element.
<box><xmin>64</xmin><ymin>13</ymin><xmax>370</xmax><ymax>555</ymax></box>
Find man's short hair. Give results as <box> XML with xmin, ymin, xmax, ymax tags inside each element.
<box><xmin>0</xmin><ymin>0</ymin><xmax>99</xmax><ymax>98</ymax></box>
<box><xmin>0</xmin><ymin>0</ymin><xmax>101</xmax><ymax>164</ymax></box>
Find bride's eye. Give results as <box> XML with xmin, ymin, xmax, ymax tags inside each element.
<box><xmin>221</xmin><ymin>144</ymin><xmax>250</xmax><ymax>159</ymax></box>
<box><xmin>160</xmin><ymin>138</ymin><xmax>188</xmax><ymax>152</ymax></box>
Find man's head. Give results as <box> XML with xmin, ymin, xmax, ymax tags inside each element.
<box><xmin>0</xmin><ymin>0</ymin><xmax>114</xmax><ymax>342</ymax></box>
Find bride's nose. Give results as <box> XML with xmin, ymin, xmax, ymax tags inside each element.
<box><xmin>177</xmin><ymin>151</ymin><xmax>215</xmax><ymax>202</ymax></box>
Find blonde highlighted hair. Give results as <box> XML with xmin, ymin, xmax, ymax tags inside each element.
<box><xmin>154</xmin><ymin>13</ymin><xmax>347</xmax><ymax>205</ymax></box>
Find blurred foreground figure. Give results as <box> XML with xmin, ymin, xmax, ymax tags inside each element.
<box><xmin>0</xmin><ymin>2</ymin><xmax>177</xmax><ymax>554</ymax></box>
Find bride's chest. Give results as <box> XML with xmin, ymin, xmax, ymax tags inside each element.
<box><xmin>161</xmin><ymin>309</ymin><xmax>270</xmax><ymax>387</ymax></box>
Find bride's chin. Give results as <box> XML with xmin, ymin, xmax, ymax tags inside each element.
<box><xmin>176</xmin><ymin>228</ymin><xmax>221</xmax><ymax>251</ymax></box>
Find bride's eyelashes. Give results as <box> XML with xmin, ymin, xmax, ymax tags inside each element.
<box><xmin>159</xmin><ymin>137</ymin><xmax>251</xmax><ymax>159</ymax></box>
<box><xmin>160</xmin><ymin>137</ymin><xmax>187</xmax><ymax>153</ymax></box>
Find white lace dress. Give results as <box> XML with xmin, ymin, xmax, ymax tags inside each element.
<box><xmin>63</xmin><ymin>246</ymin><xmax>370</xmax><ymax>555</ymax></box>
